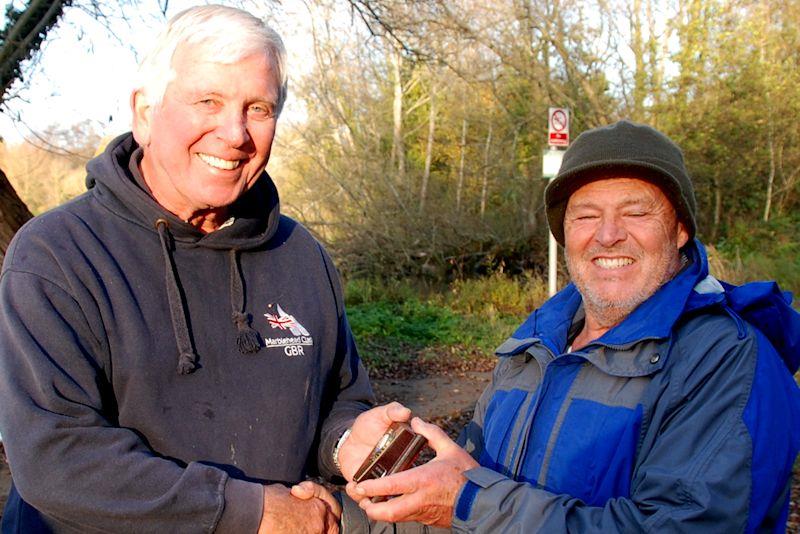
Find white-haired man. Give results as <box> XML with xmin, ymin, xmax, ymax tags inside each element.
<box><xmin>0</xmin><ymin>5</ymin><xmax>400</xmax><ymax>533</ymax></box>
<box><xmin>336</xmin><ymin>121</ymin><xmax>800</xmax><ymax>532</ymax></box>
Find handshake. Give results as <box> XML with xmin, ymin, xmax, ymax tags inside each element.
<box><xmin>288</xmin><ymin>402</ymin><xmax>479</xmax><ymax>531</ymax></box>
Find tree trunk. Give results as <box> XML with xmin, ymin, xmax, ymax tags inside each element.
<box><xmin>711</xmin><ymin>174</ymin><xmax>722</xmax><ymax>242</ymax></box>
<box><xmin>456</xmin><ymin>118</ymin><xmax>467</xmax><ymax>212</ymax></box>
<box><xmin>630</xmin><ymin>0</ymin><xmax>645</xmax><ymax>120</ymax></box>
<box><xmin>480</xmin><ymin>122</ymin><xmax>493</xmax><ymax>219</ymax></box>
<box><xmin>0</xmin><ymin>0</ymin><xmax>72</xmax><ymax>264</ymax></box>
<box><xmin>646</xmin><ymin>0</ymin><xmax>664</xmax><ymax>116</ymax></box>
<box><xmin>391</xmin><ymin>48</ymin><xmax>405</xmax><ymax>183</ymax></box>
<box><xmin>763</xmin><ymin>133</ymin><xmax>775</xmax><ymax>222</ymax></box>
<box><xmin>761</xmin><ymin>18</ymin><xmax>775</xmax><ymax>224</ymax></box>
<box><xmin>419</xmin><ymin>81</ymin><xmax>436</xmax><ymax>213</ymax></box>
<box><xmin>0</xmin><ymin>0</ymin><xmax>71</xmax><ymax>101</ymax></box>
<box><xmin>0</xmin><ymin>168</ymin><xmax>33</xmax><ymax>264</ymax></box>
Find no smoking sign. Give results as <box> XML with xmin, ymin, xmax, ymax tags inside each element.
<box><xmin>548</xmin><ymin>107</ymin><xmax>570</xmax><ymax>147</ymax></box>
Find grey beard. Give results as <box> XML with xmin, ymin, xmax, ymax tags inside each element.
<box><xmin>567</xmin><ymin>251</ymin><xmax>687</xmax><ymax>330</ymax></box>
<box><xmin>577</xmin><ymin>284</ymin><xmax>653</xmax><ymax>329</ymax></box>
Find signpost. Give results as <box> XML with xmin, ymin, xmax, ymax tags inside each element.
<box><xmin>548</xmin><ymin>107</ymin><xmax>570</xmax><ymax>147</ymax></box>
<box><xmin>544</xmin><ymin>108</ymin><xmax>569</xmax><ymax>296</ymax></box>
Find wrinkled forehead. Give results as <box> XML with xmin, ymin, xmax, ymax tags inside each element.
<box><xmin>566</xmin><ymin>174</ymin><xmax>679</xmax><ymax>213</ymax></box>
<box><xmin>163</xmin><ymin>42</ymin><xmax>281</xmax><ymax>101</ymax></box>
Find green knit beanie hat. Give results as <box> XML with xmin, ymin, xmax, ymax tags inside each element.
<box><xmin>545</xmin><ymin>119</ymin><xmax>697</xmax><ymax>245</ymax></box>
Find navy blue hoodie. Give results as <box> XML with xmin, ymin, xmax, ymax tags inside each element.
<box><xmin>0</xmin><ymin>133</ymin><xmax>374</xmax><ymax>532</ymax></box>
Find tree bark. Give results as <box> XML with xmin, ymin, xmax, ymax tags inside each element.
<box><xmin>419</xmin><ymin>80</ymin><xmax>436</xmax><ymax>213</ymax></box>
<box><xmin>456</xmin><ymin>117</ymin><xmax>467</xmax><ymax>212</ymax></box>
<box><xmin>0</xmin><ymin>0</ymin><xmax>71</xmax><ymax>101</ymax></box>
<box><xmin>0</xmin><ymin>0</ymin><xmax>71</xmax><ymax>264</ymax></box>
<box><xmin>646</xmin><ymin>0</ymin><xmax>664</xmax><ymax>115</ymax></box>
<box><xmin>480</xmin><ymin>122</ymin><xmax>493</xmax><ymax>219</ymax></box>
<box><xmin>763</xmin><ymin>133</ymin><xmax>775</xmax><ymax>222</ymax></box>
<box><xmin>391</xmin><ymin>48</ymin><xmax>405</xmax><ymax>183</ymax></box>
<box><xmin>0</xmin><ymin>168</ymin><xmax>33</xmax><ymax>264</ymax></box>
<box><xmin>711</xmin><ymin>174</ymin><xmax>722</xmax><ymax>242</ymax></box>
<box><xmin>630</xmin><ymin>0</ymin><xmax>645</xmax><ymax>120</ymax></box>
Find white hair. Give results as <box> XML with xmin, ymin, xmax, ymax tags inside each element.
<box><xmin>136</xmin><ymin>4</ymin><xmax>288</xmax><ymax>116</ymax></box>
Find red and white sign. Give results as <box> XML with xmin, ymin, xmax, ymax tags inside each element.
<box><xmin>548</xmin><ymin>107</ymin><xmax>570</xmax><ymax>147</ymax></box>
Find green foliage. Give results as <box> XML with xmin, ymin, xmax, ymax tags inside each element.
<box><xmin>448</xmin><ymin>272</ymin><xmax>549</xmax><ymax>317</ymax></box>
<box><xmin>344</xmin><ymin>277</ymin><xmax>426</xmax><ymax>306</ymax></box>
<box><xmin>347</xmin><ymin>299</ymin><xmax>453</xmax><ymax>343</ymax></box>
<box><xmin>713</xmin><ymin>215</ymin><xmax>800</xmax><ymax>294</ymax></box>
<box><xmin>346</xmin><ymin>273</ymin><xmax>549</xmax><ymax>370</ymax></box>
<box><xmin>718</xmin><ymin>216</ymin><xmax>799</xmax><ymax>258</ymax></box>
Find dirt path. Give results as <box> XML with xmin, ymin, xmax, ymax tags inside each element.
<box><xmin>371</xmin><ymin>371</ymin><xmax>491</xmax><ymax>421</ymax></box>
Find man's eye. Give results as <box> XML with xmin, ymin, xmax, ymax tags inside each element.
<box><xmin>249</xmin><ymin>104</ymin><xmax>275</xmax><ymax>118</ymax></box>
<box><xmin>197</xmin><ymin>99</ymin><xmax>218</xmax><ymax>107</ymax></box>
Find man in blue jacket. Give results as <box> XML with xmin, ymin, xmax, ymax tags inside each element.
<box><xmin>339</xmin><ymin>120</ymin><xmax>800</xmax><ymax>532</ymax></box>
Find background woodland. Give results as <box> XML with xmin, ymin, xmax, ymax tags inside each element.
<box><xmin>1</xmin><ymin>0</ymin><xmax>798</xmax><ymax>293</ymax></box>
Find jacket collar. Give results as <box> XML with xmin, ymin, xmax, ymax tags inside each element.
<box><xmin>497</xmin><ymin>240</ymin><xmax>710</xmax><ymax>358</ymax></box>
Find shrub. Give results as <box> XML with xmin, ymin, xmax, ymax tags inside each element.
<box><xmin>345</xmin><ymin>273</ymin><xmax>547</xmax><ymax>370</ymax></box>
<box><xmin>447</xmin><ymin>272</ymin><xmax>548</xmax><ymax>316</ymax></box>
<box><xmin>712</xmin><ymin>215</ymin><xmax>800</xmax><ymax>295</ymax></box>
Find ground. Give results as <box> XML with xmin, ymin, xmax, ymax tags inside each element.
<box><xmin>0</xmin><ymin>355</ymin><xmax>798</xmax><ymax>531</ymax></box>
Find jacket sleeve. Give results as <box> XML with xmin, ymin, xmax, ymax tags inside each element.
<box><xmin>315</xmin><ymin>244</ymin><xmax>375</xmax><ymax>479</ymax></box>
<box><xmin>455</xmin><ymin>354</ymin><xmax>505</xmax><ymax>459</ymax></box>
<box><xmin>339</xmin><ymin>493</ymin><xmax>448</xmax><ymax>534</ymax></box>
<box><xmin>451</xmin><ymin>325</ymin><xmax>800</xmax><ymax>532</ymax></box>
<box><xmin>0</xmin><ymin>263</ymin><xmax>262</xmax><ymax>533</ymax></box>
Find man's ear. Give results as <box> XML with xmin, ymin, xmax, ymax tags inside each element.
<box><xmin>676</xmin><ymin>220</ymin><xmax>690</xmax><ymax>249</ymax></box>
<box><xmin>131</xmin><ymin>90</ymin><xmax>152</xmax><ymax>146</ymax></box>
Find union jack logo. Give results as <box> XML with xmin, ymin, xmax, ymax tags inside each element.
<box><xmin>264</xmin><ymin>304</ymin><xmax>310</xmax><ymax>337</ymax></box>
<box><xmin>266</xmin><ymin>314</ymin><xmax>297</xmax><ymax>330</ymax></box>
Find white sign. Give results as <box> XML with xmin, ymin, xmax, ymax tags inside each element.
<box><xmin>542</xmin><ymin>148</ymin><xmax>564</xmax><ymax>179</ymax></box>
<box><xmin>548</xmin><ymin>107</ymin><xmax>570</xmax><ymax>147</ymax></box>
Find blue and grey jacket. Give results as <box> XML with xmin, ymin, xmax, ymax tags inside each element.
<box><xmin>453</xmin><ymin>240</ymin><xmax>800</xmax><ymax>532</ymax></box>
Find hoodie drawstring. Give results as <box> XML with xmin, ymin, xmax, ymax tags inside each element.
<box><xmin>155</xmin><ymin>219</ymin><xmax>199</xmax><ymax>375</ymax></box>
<box><xmin>155</xmin><ymin>220</ymin><xmax>263</xmax><ymax>375</ymax></box>
<box><xmin>229</xmin><ymin>249</ymin><xmax>262</xmax><ymax>354</ymax></box>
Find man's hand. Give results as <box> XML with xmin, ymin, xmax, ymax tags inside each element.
<box><xmin>344</xmin><ymin>417</ymin><xmax>479</xmax><ymax>528</ymax></box>
<box><xmin>258</xmin><ymin>483</ymin><xmax>340</xmax><ymax>534</ymax></box>
<box><xmin>337</xmin><ymin>402</ymin><xmax>412</xmax><ymax>481</ymax></box>
<box><xmin>290</xmin><ymin>480</ymin><xmax>342</xmax><ymax>518</ymax></box>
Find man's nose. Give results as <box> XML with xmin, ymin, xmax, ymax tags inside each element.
<box><xmin>594</xmin><ymin>215</ymin><xmax>627</xmax><ymax>246</ymax></box>
<box><xmin>217</xmin><ymin>109</ymin><xmax>250</xmax><ymax>147</ymax></box>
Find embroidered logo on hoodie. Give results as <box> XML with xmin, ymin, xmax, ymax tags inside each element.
<box><xmin>263</xmin><ymin>304</ymin><xmax>314</xmax><ymax>356</ymax></box>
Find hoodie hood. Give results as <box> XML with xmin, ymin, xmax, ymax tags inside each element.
<box><xmin>86</xmin><ymin>133</ymin><xmax>282</xmax><ymax>251</ymax></box>
<box><xmin>85</xmin><ymin>133</ymin><xmax>282</xmax><ymax>374</ymax></box>
<box><xmin>682</xmin><ymin>242</ymin><xmax>800</xmax><ymax>374</ymax></box>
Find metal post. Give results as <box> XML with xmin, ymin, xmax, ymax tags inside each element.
<box><xmin>542</xmin><ymin>148</ymin><xmax>564</xmax><ymax>297</ymax></box>
<box><xmin>548</xmin><ymin>208</ymin><xmax>557</xmax><ymax>297</ymax></box>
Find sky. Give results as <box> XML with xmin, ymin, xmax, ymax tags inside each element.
<box><xmin>0</xmin><ymin>0</ymin><xmax>316</xmax><ymax>145</ymax></box>
<box><xmin>0</xmin><ymin>0</ymin><xmax>659</xmax><ymax>149</ymax></box>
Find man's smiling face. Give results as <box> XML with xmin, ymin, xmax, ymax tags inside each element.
<box><xmin>133</xmin><ymin>43</ymin><xmax>279</xmax><ymax>222</ymax></box>
<box><xmin>564</xmin><ymin>177</ymin><xmax>690</xmax><ymax>325</ymax></box>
